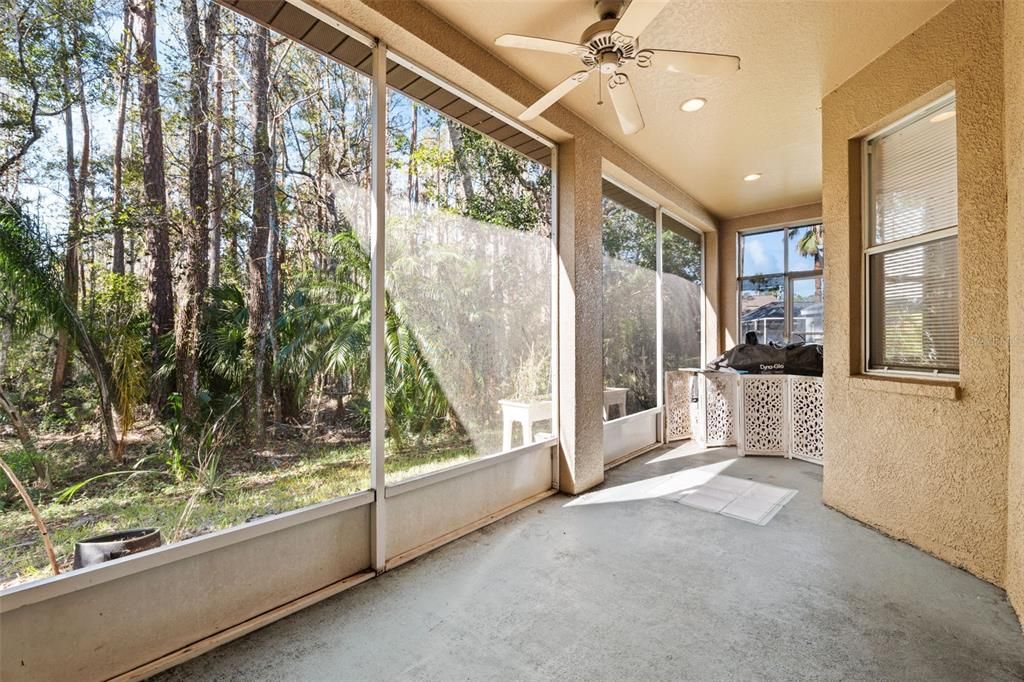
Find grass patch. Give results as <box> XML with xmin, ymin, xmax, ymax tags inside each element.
<box><xmin>1</xmin><ymin>430</ymin><xmax>481</xmax><ymax>588</ymax></box>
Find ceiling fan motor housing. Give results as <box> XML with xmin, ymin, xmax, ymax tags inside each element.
<box><xmin>579</xmin><ymin>18</ymin><xmax>637</xmax><ymax>71</ymax></box>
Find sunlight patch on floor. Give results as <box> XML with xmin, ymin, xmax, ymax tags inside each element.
<box><xmin>645</xmin><ymin>441</ymin><xmax>720</xmax><ymax>465</ymax></box>
<box><xmin>563</xmin><ymin>459</ymin><xmax>739</xmax><ymax>507</ymax></box>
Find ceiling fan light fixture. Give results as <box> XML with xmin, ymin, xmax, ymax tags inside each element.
<box><xmin>681</xmin><ymin>97</ymin><xmax>707</xmax><ymax>112</ymax></box>
<box><xmin>743</xmin><ymin>173</ymin><xmax>762</xmax><ymax>182</ymax></box>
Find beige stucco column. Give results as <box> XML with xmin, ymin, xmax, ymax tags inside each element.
<box><xmin>1004</xmin><ymin>0</ymin><xmax>1024</xmax><ymax>626</ymax></box>
<box><xmin>557</xmin><ymin>136</ymin><xmax>605</xmax><ymax>494</ymax></box>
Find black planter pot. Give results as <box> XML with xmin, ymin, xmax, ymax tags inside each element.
<box><xmin>73</xmin><ymin>528</ymin><xmax>163</xmax><ymax>569</ymax></box>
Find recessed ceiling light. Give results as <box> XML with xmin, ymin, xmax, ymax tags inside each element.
<box><xmin>681</xmin><ymin>97</ymin><xmax>707</xmax><ymax>112</ymax></box>
<box><xmin>930</xmin><ymin>110</ymin><xmax>956</xmax><ymax>123</ymax></box>
<box><xmin>743</xmin><ymin>173</ymin><xmax>762</xmax><ymax>182</ymax></box>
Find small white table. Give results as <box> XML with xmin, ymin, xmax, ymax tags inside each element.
<box><xmin>498</xmin><ymin>399</ymin><xmax>552</xmax><ymax>451</ymax></box>
<box><xmin>603</xmin><ymin>387</ymin><xmax>628</xmax><ymax>421</ymax></box>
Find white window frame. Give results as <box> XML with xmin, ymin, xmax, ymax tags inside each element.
<box><xmin>736</xmin><ymin>221</ymin><xmax>824</xmax><ymax>344</ymax></box>
<box><xmin>787</xmin><ymin>273</ymin><xmax>824</xmax><ymax>345</ymax></box>
<box><xmin>861</xmin><ymin>92</ymin><xmax>959</xmax><ymax>380</ymax></box>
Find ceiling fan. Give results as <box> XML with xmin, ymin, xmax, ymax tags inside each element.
<box><xmin>495</xmin><ymin>0</ymin><xmax>740</xmax><ymax>135</ymax></box>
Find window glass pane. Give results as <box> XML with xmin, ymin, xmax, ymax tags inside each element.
<box><xmin>869</xmin><ymin>237</ymin><xmax>958</xmax><ymax>373</ymax></box>
<box><xmin>869</xmin><ymin>99</ymin><xmax>957</xmax><ymax>245</ymax></box>
<box><xmin>740</xmin><ymin>228</ymin><xmax>785</xmax><ymax>276</ymax></box>
<box><xmin>662</xmin><ymin>215</ymin><xmax>702</xmax><ymax>370</ymax></box>
<box><xmin>740</xmin><ymin>276</ymin><xmax>785</xmax><ymax>345</ymax></box>
<box><xmin>787</xmin><ymin>224</ymin><xmax>824</xmax><ymax>272</ymax></box>
<box><xmin>602</xmin><ymin>194</ymin><xmax>657</xmax><ymax>420</ymax></box>
<box><xmin>791</xmin><ymin>277</ymin><xmax>824</xmax><ymax>344</ymax></box>
<box><xmin>384</xmin><ymin>83</ymin><xmax>553</xmax><ymax>481</ymax></box>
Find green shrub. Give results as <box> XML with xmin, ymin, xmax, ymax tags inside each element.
<box><xmin>0</xmin><ymin>449</ymin><xmax>39</xmax><ymax>510</ymax></box>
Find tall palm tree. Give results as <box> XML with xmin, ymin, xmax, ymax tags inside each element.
<box><xmin>794</xmin><ymin>224</ymin><xmax>824</xmax><ymax>270</ymax></box>
<box><xmin>794</xmin><ymin>224</ymin><xmax>824</xmax><ymax>299</ymax></box>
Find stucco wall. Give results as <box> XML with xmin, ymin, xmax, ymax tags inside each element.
<box><xmin>718</xmin><ymin>203</ymin><xmax>823</xmax><ymax>350</ymax></box>
<box><xmin>821</xmin><ymin>0</ymin><xmax>1008</xmax><ymax>584</ymax></box>
<box><xmin>1005</xmin><ymin>0</ymin><xmax>1024</xmax><ymax>624</ymax></box>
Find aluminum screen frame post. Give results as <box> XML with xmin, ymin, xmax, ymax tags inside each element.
<box><xmin>549</xmin><ymin>145</ymin><xmax>561</xmax><ymax>490</ymax></box>
<box><xmin>655</xmin><ymin>206</ymin><xmax>665</xmax><ymax>443</ymax></box>
<box><xmin>369</xmin><ymin>40</ymin><xmax>388</xmax><ymax>572</ymax></box>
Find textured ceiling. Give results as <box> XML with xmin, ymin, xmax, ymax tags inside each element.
<box><xmin>419</xmin><ymin>0</ymin><xmax>950</xmax><ymax>218</ymax></box>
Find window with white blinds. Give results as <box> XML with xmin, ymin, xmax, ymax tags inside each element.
<box><xmin>865</xmin><ymin>94</ymin><xmax>959</xmax><ymax>375</ymax></box>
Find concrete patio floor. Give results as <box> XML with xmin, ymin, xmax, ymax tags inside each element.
<box><xmin>158</xmin><ymin>443</ymin><xmax>1024</xmax><ymax>681</ymax></box>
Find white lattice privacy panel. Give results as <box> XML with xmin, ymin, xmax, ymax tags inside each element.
<box><xmin>789</xmin><ymin>376</ymin><xmax>824</xmax><ymax>463</ymax></box>
<box><xmin>664</xmin><ymin>370</ymin><xmax>695</xmax><ymax>442</ymax></box>
<box><xmin>703</xmin><ymin>372</ymin><xmax>738</xmax><ymax>446</ymax></box>
<box><xmin>739</xmin><ymin>375</ymin><xmax>789</xmax><ymax>456</ymax></box>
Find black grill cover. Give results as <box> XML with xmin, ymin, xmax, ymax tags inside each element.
<box><xmin>707</xmin><ymin>342</ymin><xmax>823</xmax><ymax>376</ymax></box>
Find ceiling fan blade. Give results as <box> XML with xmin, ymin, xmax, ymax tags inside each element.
<box><xmin>643</xmin><ymin>49</ymin><xmax>741</xmax><ymax>76</ymax></box>
<box><xmin>614</xmin><ymin>0</ymin><xmax>670</xmax><ymax>39</ymax></box>
<box><xmin>607</xmin><ymin>72</ymin><xmax>644</xmax><ymax>135</ymax></box>
<box><xmin>519</xmin><ymin>70</ymin><xmax>592</xmax><ymax>121</ymax></box>
<box><xmin>495</xmin><ymin>34</ymin><xmax>586</xmax><ymax>56</ymax></box>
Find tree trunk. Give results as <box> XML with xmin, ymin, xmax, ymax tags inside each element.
<box><xmin>446</xmin><ymin>121</ymin><xmax>474</xmax><ymax>205</ymax></box>
<box><xmin>77</xmin><ymin>333</ymin><xmax>124</xmax><ymax>462</ymax></box>
<box><xmin>111</xmin><ymin>0</ymin><xmax>133</xmax><ymax>276</ymax></box>
<box><xmin>269</xmin><ymin>121</ymin><xmax>284</xmax><ymax>428</ymax></box>
<box><xmin>208</xmin><ymin>46</ymin><xmax>224</xmax><ymax>289</ymax></box>
<box><xmin>244</xmin><ymin>26</ymin><xmax>273</xmax><ymax>444</ymax></box>
<box><xmin>49</xmin><ymin>107</ymin><xmax>76</xmax><ymax>405</ymax></box>
<box><xmin>130</xmin><ymin>0</ymin><xmax>174</xmax><ymax>410</ymax></box>
<box><xmin>50</xmin><ymin>37</ymin><xmax>92</xmax><ymax>405</ymax></box>
<box><xmin>175</xmin><ymin>0</ymin><xmax>219</xmax><ymax>422</ymax></box>
<box><xmin>408</xmin><ymin>103</ymin><xmax>417</xmax><ymax>202</ymax></box>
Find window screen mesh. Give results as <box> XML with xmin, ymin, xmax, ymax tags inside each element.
<box><xmin>869</xmin><ymin>236</ymin><xmax>958</xmax><ymax>372</ymax></box>
<box><xmin>869</xmin><ymin>100</ymin><xmax>957</xmax><ymax>245</ymax></box>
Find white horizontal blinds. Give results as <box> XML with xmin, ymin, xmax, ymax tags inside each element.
<box><xmin>867</xmin><ymin>95</ymin><xmax>959</xmax><ymax>374</ymax></box>
<box><xmin>869</xmin><ymin>237</ymin><xmax>958</xmax><ymax>372</ymax></box>
<box><xmin>869</xmin><ymin>99</ymin><xmax>957</xmax><ymax>245</ymax></box>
